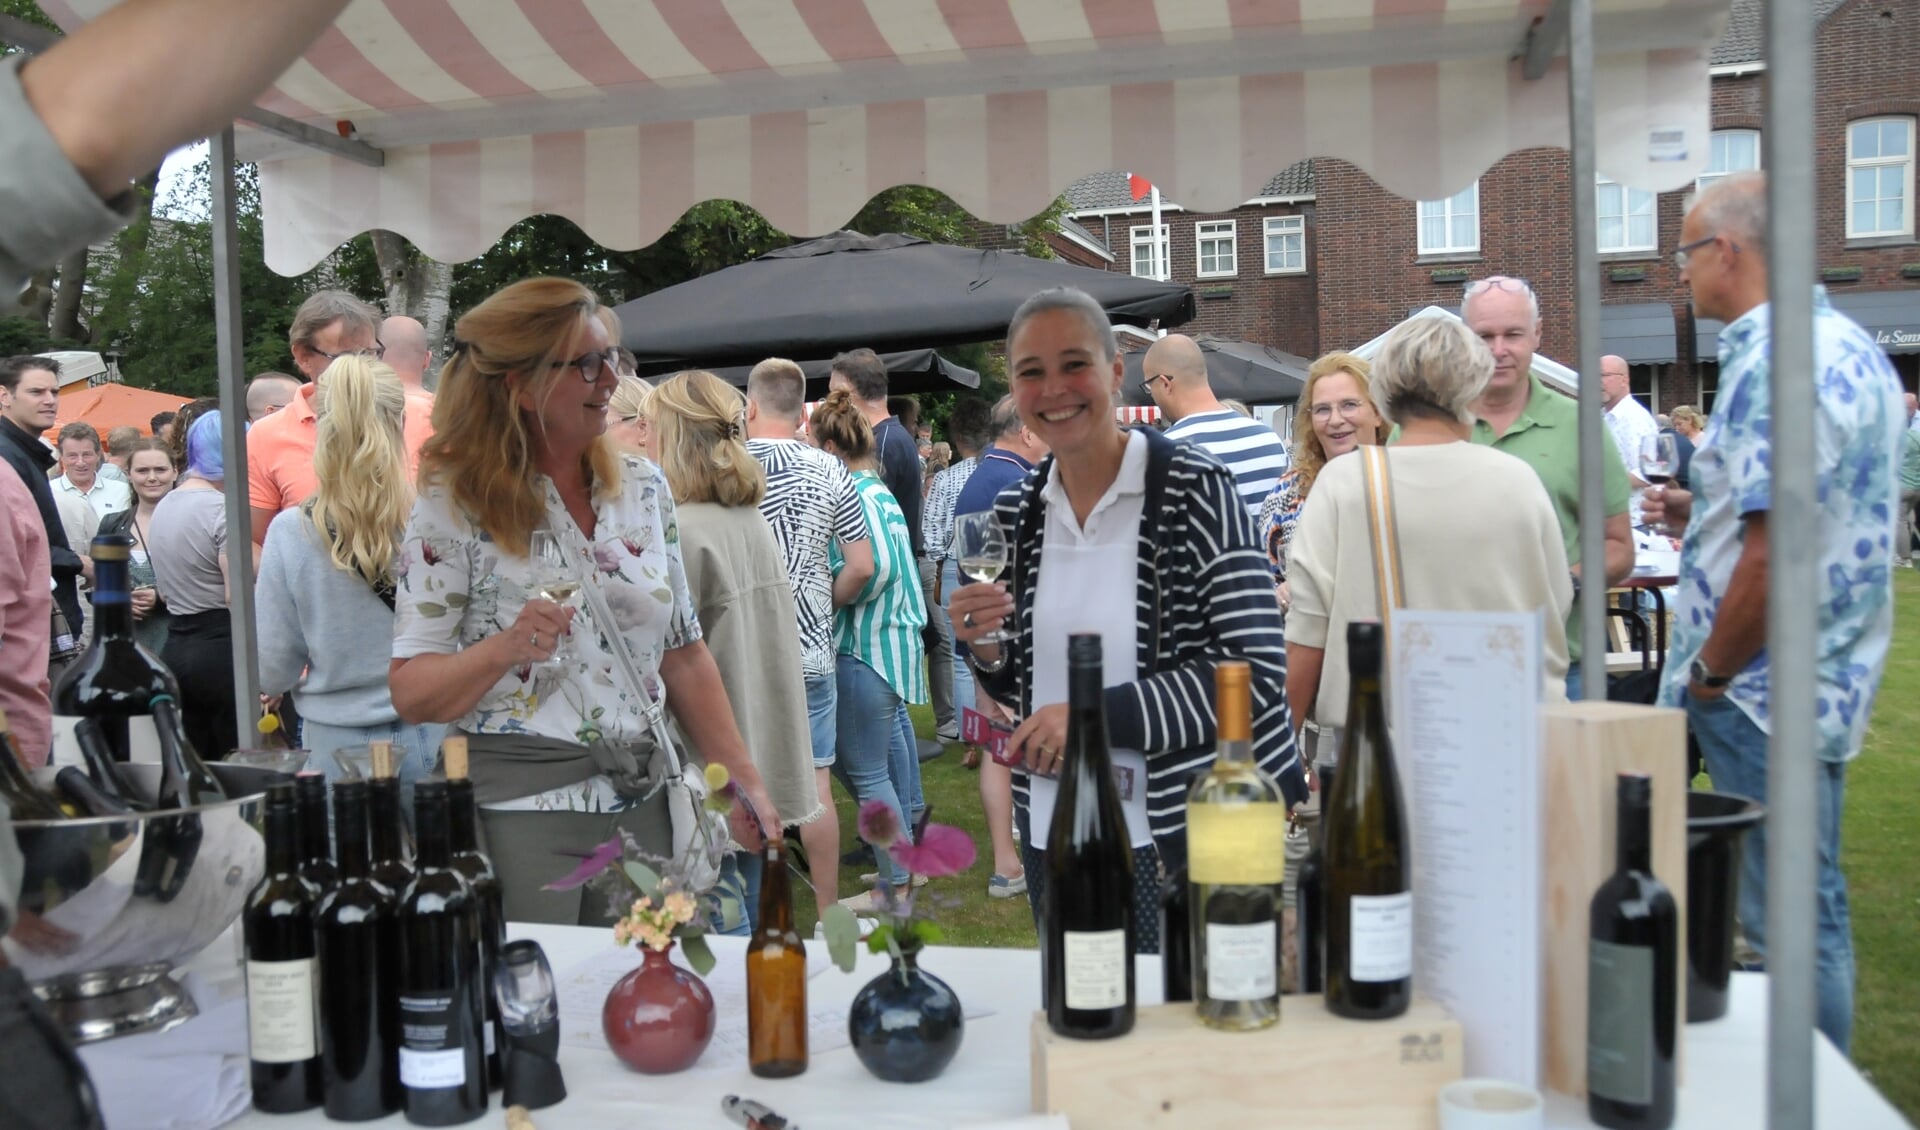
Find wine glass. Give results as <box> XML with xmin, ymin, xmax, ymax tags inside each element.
<box><xmin>1639</xmin><ymin>433</ymin><xmax>1679</xmax><ymax>535</ymax></box>
<box><xmin>527</xmin><ymin>530</ymin><xmax>580</xmax><ymax>666</ymax></box>
<box><xmin>952</xmin><ymin>512</ymin><xmax>1011</xmax><ymax>645</ymax></box>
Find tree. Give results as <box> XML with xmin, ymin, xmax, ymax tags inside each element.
<box><xmin>371</xmin><ymin>230</ymin><xmax>453</xmax><ymax>345</ymax></box>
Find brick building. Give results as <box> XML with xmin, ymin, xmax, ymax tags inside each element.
<box><xmin>1049</xmin><ymin>0</ymin><xmax>1919</xmax><ymax>411</ymax></box>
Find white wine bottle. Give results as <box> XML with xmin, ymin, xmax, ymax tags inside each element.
<box><xmin>1186</xmin><ymin>660</ymin><xmax>1285</xmax><ymax>1030</ymax></box>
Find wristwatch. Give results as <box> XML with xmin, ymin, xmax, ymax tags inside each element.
<box><xmin>1690</xmin><ymin>657</ymin><xmax>1732</xmax><ymax>689</ymax></box>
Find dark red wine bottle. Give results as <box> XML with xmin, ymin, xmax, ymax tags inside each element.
<box><xmin>244</xmin><ymin>783</ymin><xmax>324</xmax><ymax>1113</ymax></box>
<box><xmin>397</xmin><ymin>781</ymin><xmax>487</xmax><ymax>1126</ymax></box>
<box><xmin>318</xmin><ymin>779</ymin><xmax>402</xmax><ymax>1120</ymax></box>
<box><xmin>1587</xmin><ymin>773</ymin><xmax>1677</xmax><ymax>1130</ymax></box>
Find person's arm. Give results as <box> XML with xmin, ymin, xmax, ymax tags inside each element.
<box><xmin>1597</xmin><ymin>431</ymin><xmax>1636</xmax><ymax>586</ymax></box>
<box><xmin>252</xmin><ymin>519</ymin><xmax>310</xmax><ymax>696</ymax></box>
<box><xmin>18</xmin><ymin>0</ymin><xmax>354</xmax><ymax>200</ymax></box>
<box><xmin>658</xmin><ymin>641</ymin><xmax>778</xmax><ymax>842</ymax></box>
<box><xmin>1601</xmin><ymin>511</ymin><xmax>1635</xmax><ymax>587</ymax></box>
<box><xmin>1285</xmin><ymin>643</ymin><xmax>1325</xmax><ymax>737</ymax></box>
<box><xmin>832</xmin><ymin>539</ymin><xmax>874</xmax><ymax>606</ymax></box>
<box><xmin>1691</xmin><ymin>513</ymin><xmax>1769</xmax><ymax>693</ymax></box>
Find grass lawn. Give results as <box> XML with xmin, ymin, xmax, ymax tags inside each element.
<box><xmin>801</xmin><ymin>579</ymin><xmax>1920</xmax><ymax>1118</ymax></box>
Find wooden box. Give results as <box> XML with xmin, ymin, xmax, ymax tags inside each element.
<box><xmin>1540</xmin><ymin>701</ymin><xmax>1689</xmax><ymax>1097</ymax></box>
<box><xmin>1031</xmin><ymin>998</ymin><xmax>1462</xmax><ymax>1128</ymax></box>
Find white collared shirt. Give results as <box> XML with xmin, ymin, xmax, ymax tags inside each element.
<box><xmin>52</xmin><ymin>473</ymin><xmax>131</xmax><ymax>520</ymax></box>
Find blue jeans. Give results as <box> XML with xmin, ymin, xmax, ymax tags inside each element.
<box><xmin>1688</xmin><ymin>691</ymin><xmax>1854</xmax><ymax>1052</ymax></box>
<box><xmin>711</xmin><ymin>853</ymin><xmax>753</xmax><ymax>937</ymax></box>
<box><xmin>942</xmin><ymin>558</ymin><xmax>976</xmax><ymax>719</ymax></box>
<box><xmin>302</xmin><ymin>717</ymin><xmax>446</xmax><ymax>835</ymax></box>
<box><xmin>805</xmin><ymin>674</ymin><xmax>837</xmax><ymax>768</ymax></box>
<box><xmin>836</xmin><ymin>655</ymin><xmax>915</xmax><ymax>887</ymax></box>
<box><xmin>895</xmin><ymin>702</ymin><xmax>924</xmax><ymax>824</ymax></box>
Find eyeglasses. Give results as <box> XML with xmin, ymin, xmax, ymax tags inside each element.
<box><xmin>1673</xmin><ymin>233</ymin><xmax>1737</xmax><ymax>271</ymax></box>
<box><xmin>1308</xmin><ymin>399</ymin><xmax>1371</xmax><ymax>422</ymax></box>
<box><xmin>317</xmin><ymin>344</ymin><xmax>385</xmax><ymax>362</ymax></box>
<box><xmin>549</xmin><ymin>349</ymin><xmax>619</xmax><ymax>383</ymax></box>
<box><xmin>1464</xmin><ymin>275</ymin><xmax>1533</xmax><ymax>298</ymax></box>
<box><xmin>1139</xmin><ymin>373</ymin><xmax>1173</xmax><ymax>396</ymax></box>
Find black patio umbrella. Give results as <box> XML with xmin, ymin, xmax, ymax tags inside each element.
<box><xmin>698</xmin><ymin>348</ymin><xmax>980</xmax><ymax>399</ymax></box>
<box><xmin>614</xmin><ymin>231</ymin><xmax>1195</xmax><ymax>373</ymax></box>
<box><xmin>1119</xmin><ymin>335</ymin><xmax>1310</xmax><ymax>407</ymax></box>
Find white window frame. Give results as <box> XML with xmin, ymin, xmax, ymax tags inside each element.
<box><xmin>1846</xmin><ymin>117</ymin><xmax>1915</xmax><ymax>240</ymax></box>
<box><xmin>1195</xmin><ymin>220</ymin><xmax>1237</xmax><ymax>278</ymax></box>
<box><xmin>1696</xmin><ymin>129</ymin><xmax>1761</xmax><ymax>194</ymax></box>
<box><xmin>1596</xmin><ymin>175</ymin><xmax>1657</xmax><ymax>254</ymax></box>
<box><xmin>1130</xmin><ymin>223</ymin><xmax>1170</xmax><ymax>280</ymax></box>
<box><xmin>1416</xmin><ymin>182</ymin><xmax>1479</xmax><ymax>256</ymax></box>
<box><xmin>1264</xmin><ymin>215</ymin><xmax>1306</xmax><ymax>275</ymax></box>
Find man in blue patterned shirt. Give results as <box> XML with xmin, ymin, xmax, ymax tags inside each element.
<box><xmin>1646</xmin><ymin>173</ymin><xmax>1903</xmax><ymax>1054</ymax></box>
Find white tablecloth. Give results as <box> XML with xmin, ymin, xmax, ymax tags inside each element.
<box><xmin>206</xmin><ymin>923</ymin><xmax>1907</xmax><ymax>1130</ymax></box>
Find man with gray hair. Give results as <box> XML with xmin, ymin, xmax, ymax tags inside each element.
<box><xmin>379</xmin><ymin>314</ymin><xmax>436</xmax><ymax>396</ymax></box>
<box><xmin>1643</xmin><ymin>172</ymin><xmax>1902</xmax><ymax>1054</ymax></box>
<box><xmin>248</xmin><ymin>290</ymin><xmax>435</xmax><ymax>542</ymax></box>
<box><xmin>1459</xmin><ymin>274</ymin><xmax>1633</xmax><ymax>695</ymax></box>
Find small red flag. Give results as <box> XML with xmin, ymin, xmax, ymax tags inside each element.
<box><xmin>1128</xmin><ymin>173</ymin><xmax>1153</xmax><ymax>201</ymax></box>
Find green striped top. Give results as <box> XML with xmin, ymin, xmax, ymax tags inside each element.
<box><xmin>832</xmin><ymin>470</ymin><xmax>929</xmax><ymax>704</ymax></box>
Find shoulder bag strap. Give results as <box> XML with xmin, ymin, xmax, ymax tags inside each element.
<box><xmin>1359</xmin><ymin>445</ymin><xmax>1408</xmax><ymax>633</ymax></box>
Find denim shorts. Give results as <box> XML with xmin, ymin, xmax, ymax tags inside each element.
<box><xmin>805</xmin><ymin>673</ymin><xmax>836</xmax><ymax>769</ymax></box>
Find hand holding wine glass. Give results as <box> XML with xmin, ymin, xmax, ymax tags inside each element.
<box><xmin>1638</xmin><ymin>433</ymin><xmax>1679</xmax><ymax>535</ymax></box>
<box><xmin>523</xmin><ymin>530</ymin><xmax>581</xmax><ymax>667</ymax></box>
<box><xmin>951</xmin><ymin>512</ymin><xmax>1013</xmax><ymax>645</ymax></box>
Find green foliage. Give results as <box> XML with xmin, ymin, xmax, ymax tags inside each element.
<box><xmin>0</xmin><ymin>316</ymin><xmax>82</xmax><ymax>356</ymax></box>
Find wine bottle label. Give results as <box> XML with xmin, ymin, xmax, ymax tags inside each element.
<box><xmin>484</xmin><ymin>1020</ymin><xmax>496</xmax><ymax>1057</ymax></box>
<box><xmin>1062</xmin><ymin>929</ymin><xmax>1128</xmax><ymax>1010</ymax></box>
<box><xmin>1205</xmin><ymin>921</ymin><xmax>1277</xmax><ymax>1001</ymax></box>
<box><xmin>399</xmin><ymin>992</ymin><xmax>469</xmax><ymax>1090</ymax></box>
<box><xmin>1587</xmin><ymin>939</ymin><xmax>1655</xmax><ymax>1104</ymax></box>
<box><xmin>1187</xmin><ymin>804</ymin><xmax>1286</xmax><ymax>884</ymax></box>
<box><xmin>245</xmin><ymin>958</ymin><xmax>318</xmax><ymax>1063</ymax></box>
<box><xmin>1348</xmin><ymin>891</ymin><xmax>1413</xmax><ymax>982</ymax></box>
<box><xmin>50</xmin><ymin>714</ymin><xmax>161</xmax><ymax>767</ymax></box>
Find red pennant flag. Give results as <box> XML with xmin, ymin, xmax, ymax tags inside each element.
<box><xmin>1128</xmin><ymin>173</ymin><xmax>1153</xmax><ymax>201</ymax></box>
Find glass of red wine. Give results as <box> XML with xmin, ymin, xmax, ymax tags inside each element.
<box><xmin>1639</xmin><ymin>433</ymin><xmax>1679</xmax><ymax>535</ymax></box>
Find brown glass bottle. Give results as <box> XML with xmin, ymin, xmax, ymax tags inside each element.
<box><xmin>745</xmin><ymin>838</ymin><xmax>808</xmax><ymax>1077</ymax></box>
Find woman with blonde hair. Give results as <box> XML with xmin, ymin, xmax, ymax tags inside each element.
<box><xmin>256</xmin><ymin>356</ymin><xmax>445</xmax><ymax>801</ymax></box>
<box><xmin>812</xmin><ymin>389</ymin><xmax>928</xmax><ymax>912</ymax></box>
<box><xmin>1258</xmin><ymin>352</ymin><xmax>1387</xmax><ymax>606</ymax></box>
<box><xmin>388</xmin><ymin>277</ymin><xmax>778</xmax><ymax>925</ymax></box>
<box><xmin>607</xmin><ymin>374</ymin><xmax>654</xmax><ymax>456</ymax></box>
<box><xmin>647</xmin><ymin>370</ymin><xmax>829</xmax><ymax>921</ymax></box>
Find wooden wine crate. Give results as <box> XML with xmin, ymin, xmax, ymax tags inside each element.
<box><xmin>1030</xmin><ymin>997</ymin><xmax>1462</xmax><ymax>1128</ymax></box>
<box><xmin>1539</xmin><ymin>701</ymin><xmax>1689</xmax><ymax>1098</ymax></box>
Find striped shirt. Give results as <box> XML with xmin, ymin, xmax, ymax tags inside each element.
<box><xmin>833</xmin><ymin>470</ymin><xmax>929</xmax><ymax>704</ymax></box>
<box><xmin>1163</xmin><ymin>409</ymin><xmax>1291</xmax><ymax>520</ymax></box>
<box><xmin>748</xmin><ymin>438</ymin><xmax>871</xmax><ymax>679</ymax></box>
<box><xmin>921</xmin><ymin>454</ymin><xmax>978</xmax><ymax>561</ymax></box>
<box><xmin>976</xmin><ymin>427</ymin><xmax>1305</xmax><ymax>875</ymax></box>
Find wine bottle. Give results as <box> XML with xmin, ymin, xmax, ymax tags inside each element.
<box><xmin>1587</xmin><ymin>773</ymin><xmax>1677</xmax><ymax>1130</ymax></box>
<box><xmin>397</xmin><ymin>780</ymin><xmax>487</xmax><ymax>1126</ymax></box>
<box><xmin>444</xmin><ymin>738</ymin><xmax>504</xmax><ymax>1089</ymax></box>
<box><xmin>244</xmin><ymin>782</ymin><xmax>324</xmax><ymax>1113</ymax></box>
<box><xmin>0</xmin><ymin>709</ymin><xmax>64</xmax><ymax>820</ymax></box>
<box><xmin>1159</xmin><ymin>867</ymin><xmax>1193</xmax><ymax>1004</ymax></box>
<box><xmin>294</xmin><ymin>773</ymin><xmax>339</xmax><ymax>892</ymax></box>
<box><xmin>318</xmin><ymin>779</ymin><xmax>403</xmax><ymax>1121</ymax></box>
<box><xmin>1044</xmin><ymin>633</ymin><xmax>1135</xmax><ymax>1040</ymax></box>
<box><xmin>1295</xmin><ymin>764</ymin><xmax>1333</xmax><ymax>996</ymax></box>
<box><xmin>151</xmin><ymin>694</ymin><xmax>224</xmax><ymax>808</ymax></box>
<box><xmin>1186</xmin><ymin>660</ymin><xmax>1285</xmax><ymax>1030</ymax></box>
<box><xmin>746</xmin><ymin>837</ymin><xmax>808</xmax><ymax>1077</ymax></box>
<box><xmin>1323</xmin><ymin>621</ymin><xmax>1413</xmax><ymax>1020</ymax></box>
<box><xmin>369</xmin><ymin>772</ymin><xmax>416</xmax><ymax>897</ymax></box>
<box><xmin>50</xmin><ymin>534</ymin><xmax>179</xmax><ymax>767</ymax></box>
<box><xmin>73</xmin><ymin>715</ymin><xmax>149</xmax><ymax>811</ymax></box>
<box><xmin>54</xmin><ymin>767</ymin><xmax>134</xmax><ymax>819</ymax></box>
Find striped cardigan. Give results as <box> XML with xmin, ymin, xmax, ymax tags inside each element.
<box><xmin>977</xmin><ymin>426</ymin><xmax>1307</xmax><ymax>876</ymax></box>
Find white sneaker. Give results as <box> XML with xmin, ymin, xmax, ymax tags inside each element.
<box><xmin>838</xmin><ymin>889</ymin><xmax>883</xmax><ymax>914</ymax></box>
<box><xmin>858</xmin><ymin>871</ymin><xmax>928</xmax><ymax>888</ymax></box>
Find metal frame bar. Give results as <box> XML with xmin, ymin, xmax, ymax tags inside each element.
<box><xmin>1522</xmin><ymin>0</ymin><xmax>1573</xmax><ymax>81</ymax></box>
<box><xmin>1567</xmin><ymin>0</ymin><xmax>1608</xmax><ymax>702</ymax></box>
<box><xmin>209</xmin><ymin>129</ymin><xmax>262</xmax><ymax>747</ymax></box>
<box><xmin>1762</xmin><ymin>0</ymin><xmax>1818</xmax><ymax>1124</ymax></box>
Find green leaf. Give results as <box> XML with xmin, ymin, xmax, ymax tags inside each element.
<box><xmin>622</xmin><ymin>860</ymin><xmax>661</xmax><ymax>895</ymax></box>
<box><xmin>680</xmin><ymin>933</ymin><xmax>716</xmax><ymax>977</ymax></box>
<box><xmin>820</xmin><ymin>905</ymin><xmax>860</xmax><ymax>973</ymax></box>
<box><xmin>445</xmin><ymin>592</ymin><xmax>467</xmax><ymax>607</ymax></box>
<box><xmin>865</xmin><ymin>923</ymin><xmax>895</xmax><ymax>955</ymax></box>
<box><xmin>415</xmin><ymin>601</ymin><xmax>448</xmax><ymax>619</ymax></box>
<box><xmin>912</xmin><ymin>921</ymin><xmax>946</xmax><ymax>946</ymax></box>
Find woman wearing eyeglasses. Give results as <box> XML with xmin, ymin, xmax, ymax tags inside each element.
<box><xmin>606</xmin><ymin>374</ymin><xmax>655</xmax><ymax>456</ymax></box>
<box><xmin>1257</xmin><ymin>352</ymin><xmax>1387</xmax><ymax>615</ymax></box>
<box><xmin>388</xmin><ymin>278</ymin><xmax>780</xmax><ymax>925</ymax></box>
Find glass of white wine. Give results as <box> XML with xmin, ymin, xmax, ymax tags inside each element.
<box><xmin>953</xmin><ymin>511</ymin><xmax>1011</xmax><ymax>645</ymax></box>
<box><xmin>528</xmin><ymin>529</ymin><xmax>580</xmax><ymax>667</ymax></box>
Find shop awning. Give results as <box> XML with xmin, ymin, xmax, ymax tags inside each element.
<box><xmin>1698</xmin><ymin>288</ymin><xmax>1920</xmax><ymax>360</ymax></box>
<box><xmin>1601</xmin><ymin>302</ymin><xmax>1679</xmax><ymax>364</ymax></box>
<box><xmin>43</xmin><ymin>0</ymin><xmax>1732</xmax><ymax>276</ymax></box>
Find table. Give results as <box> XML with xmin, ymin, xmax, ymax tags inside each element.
<box><xmin>215</xmin><ymin>925</ymin><xmax>1910</xmax><ymax>1130</ymax></box>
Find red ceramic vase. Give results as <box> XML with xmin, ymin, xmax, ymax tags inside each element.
<box><xmin>601</xmin><ymin>943</ymin><xmax>717</xmax><ymax>1074</ymax></box>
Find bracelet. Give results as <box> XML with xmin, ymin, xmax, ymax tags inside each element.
<box><xmin>969</xmin><ymin>646</ymin><xmax>1011</xmax><ymax>675</ymax></box>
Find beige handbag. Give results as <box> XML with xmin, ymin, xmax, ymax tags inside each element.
<box><xmin>1358</xmin><ymin>444</ymin><xmax>1407</xmax><ymax>631</ymax></box>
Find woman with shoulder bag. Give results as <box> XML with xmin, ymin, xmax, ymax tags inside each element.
<box><xmin>388</xmin><ymin>278</ymin><xmax>780</xmax><ymax>925</ymax></box>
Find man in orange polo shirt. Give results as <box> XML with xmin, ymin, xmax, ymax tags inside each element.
<box><xmin>248</xmin><ymin>290</ymin><xmax>436</xmax><ymax>543</ymax></box>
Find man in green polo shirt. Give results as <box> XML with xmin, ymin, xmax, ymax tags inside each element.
<box><xmin>1462</xmin><ymin>276</ymin><xmax>1634</xmax><ymax>696</ymax></box>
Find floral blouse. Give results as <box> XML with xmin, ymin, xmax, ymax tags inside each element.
<box><xmin>1257</xmin><ymin>467</ymin><xmax>1306</xmax><ymax>582</ymax></box>
<box><xmin>393</xmin><ymin>456</ymin><xmax>702</xmax><ymax>799</ymax></box>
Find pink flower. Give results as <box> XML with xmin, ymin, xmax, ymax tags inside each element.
<box><xmin>543</xmin><ymin>835</ymin><xmax>625</xmax><ymax>891</ymax></box>
<box><xmin>890</xmin><ymin>824</ymin><xmax>976</xmax><ymax>879</ymax></box>
<box><xmin>857</xmin><ymin>800</ymin><xmax>902</xmax><ymax>847</ymax></box>
<box><xmin>593</xmin><ymin>544</ymin><xmax>624</xmax><ymax>573</ymax></box>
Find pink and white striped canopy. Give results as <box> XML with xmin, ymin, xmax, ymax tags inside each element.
<box><xmin>46</xmin><ymin>0</ymin><xmax>1733</xmax><ymax>275</ymax></box>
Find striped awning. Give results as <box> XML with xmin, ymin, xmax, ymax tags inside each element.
<box><xmin>45</xmin><ymin>0</ymin><xmax>1732</xmax><ymax>275</ymax></box>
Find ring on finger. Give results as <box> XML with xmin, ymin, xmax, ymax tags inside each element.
<box><xmin>963</xmin><ymin>612</ymin><xmax>976</xmax><ymax>628</ymax></box>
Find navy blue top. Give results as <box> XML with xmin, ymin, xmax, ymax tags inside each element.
<box><xmin>954</xmin><ymin>447</ymin><xmax>1035</xmax><ymax>518</ymax></box>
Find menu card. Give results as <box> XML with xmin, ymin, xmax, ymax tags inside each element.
<box><xmin>1390</xmin><ymin>609</ymin><xmax>1544</xmax><ymax>1087</ymax></box>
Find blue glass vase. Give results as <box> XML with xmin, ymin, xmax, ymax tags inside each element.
<box><xmin>847</xmin><ymin>950</ymin><xmax>964</xmax><ymax>1082</ymax></box>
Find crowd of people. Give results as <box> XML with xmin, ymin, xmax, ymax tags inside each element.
<box><xmin>0</xmin><ymin>172</ymin><xmax>1903</xmax><ymax>1055</ymax></box>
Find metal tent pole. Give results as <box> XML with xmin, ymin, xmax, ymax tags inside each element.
<box><xmin>1566</xmin><ymin>0</ymin><xmax>1606</xmax><ymax>701</ymax></box>
<box><xmin>1762</xmin><ymin>0</ymin><xmax>1818</xmax><ymax>1124</ymax></box>
<box><xmin>209</xmin><ymin>128</ymin><xmax>262</xmax><ymax>748</ymax></box>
